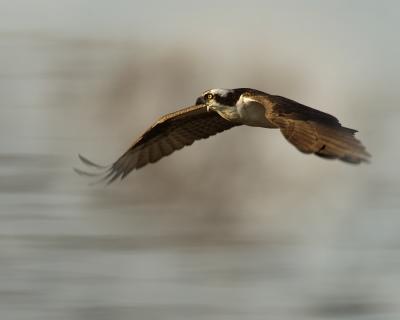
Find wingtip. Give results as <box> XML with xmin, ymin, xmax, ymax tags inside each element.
<box><xmin>73</xmin><ymin>167</ymin><xmax>103</xmax><ymax>177</ymax></box>
<box><xmin>341</xmin><ymin>151</ymin><xmax>371</xmax><ymax>165</ymax></box>
<box><xmin>78</xmin><ymin>154</ymin><xmax>107</xmax><ymax>169</ymax></box>
<box><xmin>74</xmin><ymin>154</ymin><xmax>115</xmax><ymax>186</ymax></box>
<box><xmin>74</xmin><ymin>167</ymin><xmax>116</xmax><ymax>187</ymax></box>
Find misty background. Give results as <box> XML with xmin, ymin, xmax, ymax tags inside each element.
<box><xmin>1</xmin><ymin>1</ymin><xmax>399</xmax><ymax>319</ymax></box>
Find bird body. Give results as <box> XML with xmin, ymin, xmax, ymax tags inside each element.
<box><xmin>75</xmin><ymin>88</ymin><xmax>370</xmax><ymax>184</ymax></box>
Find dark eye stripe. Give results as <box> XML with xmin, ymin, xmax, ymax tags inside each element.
<box><xmin>215</xmin><ymin>92</ymin><xmax>238</xmax><ymax>106</ymax></box>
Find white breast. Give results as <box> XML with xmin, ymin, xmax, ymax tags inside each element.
<box><xmin>236</xmin><ymin>96</ymin><xmax>275</xmax><ymax>128</ymax></box>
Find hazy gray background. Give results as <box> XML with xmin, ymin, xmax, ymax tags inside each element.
<box><xmin>1</xmin><ymin>1</ymin><xmax>399</xmax><ymax>319</ymax></box>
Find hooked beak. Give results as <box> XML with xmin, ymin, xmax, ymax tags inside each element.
<box><xmin>195</xmin><ymin>96</ymin><xmax>214</xmax><ymax>112</ymax></box>
<box><xmin>195</xmin><ymin>96</ymin><xmax>205</xmax><ymax>105</ymax></box>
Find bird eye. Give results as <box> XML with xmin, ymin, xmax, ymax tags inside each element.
<box><xmin>206</xmin><ymin>93</ymin><xmax>214</xmax><ymax>100</ymax></box>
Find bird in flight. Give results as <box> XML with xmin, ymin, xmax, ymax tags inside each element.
<box><xmin>75</xmin><ymin>88</ymin><xmax>370</xmax><ymax>184</ymax></box>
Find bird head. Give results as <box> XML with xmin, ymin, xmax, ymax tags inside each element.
<box><xmin>195</xmin><ymin>88</ymin><xmax>246</xmax><ymax>121</ymax></box>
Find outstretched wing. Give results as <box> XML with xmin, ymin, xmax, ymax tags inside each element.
<box><xmin>75</xmin><ymin>104</ymin><xmax>240</xmax><ymax>184</ymax></box>
<box><xmin>251</xmin><ymin>94</ymin><xmax>370</xmax><ymax>163</ymax></box>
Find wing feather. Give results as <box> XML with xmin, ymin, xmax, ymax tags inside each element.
<box><xmin>75</xmin><ymin>104</ymin><xmax>239</xmax><ymax>184</ymax></box>
<box><xmin>250</xmin><ymin>94</ymin><xmax>370</xmax><ymax>164</ymax></box>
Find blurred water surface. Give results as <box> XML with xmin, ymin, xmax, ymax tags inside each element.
<box><xmin>1</xmin><ymin>1</ymin><xmax>400</xmax><ymax>319</ymax></box>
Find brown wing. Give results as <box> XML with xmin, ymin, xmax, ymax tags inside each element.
<box><xmin>252</xmin><ymin>94</ymin><xmax>370</xmax><ymax>163</ymax></box>
<box><xmin>75</xmin><ymin>104</ymin><xmax>240</xmax><ymax>184</ymax></box>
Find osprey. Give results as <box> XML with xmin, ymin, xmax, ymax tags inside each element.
<box><xmin>75</xmin><ymin>88</ymin><xmax>370</xmax><ymax>184</ymax></box>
